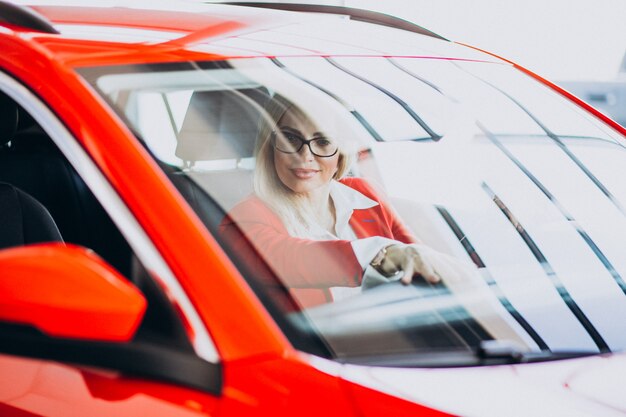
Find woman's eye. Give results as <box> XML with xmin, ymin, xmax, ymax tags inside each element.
<box><xmin>315</xmin><ymin>138</ymin><xmax>331</xmax><ymax>147</ymax></box>
<box><xmin>284</xmin><ymin>133</ymin><xmax>302</xmax><ymax>143</ymax></box>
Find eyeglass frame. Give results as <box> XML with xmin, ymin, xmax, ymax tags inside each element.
<box><xmin>271</xmin><ymin>129</ymin><xmax>339</xmax><ymax>158</ymax></box>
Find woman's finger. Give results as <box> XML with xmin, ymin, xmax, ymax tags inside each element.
<box><xmin>411</xmin><ymin>248</ymin><xmax>441</xmax><ymax>284</ymax></box>
<box><xmin>400</xmin><ymin>253</ymin><xmax>414</xmax><ymax>285</ymax></box>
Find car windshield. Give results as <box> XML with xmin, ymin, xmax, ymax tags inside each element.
<box><xmin>80</xmin><ymin>55</ymin><xmax>626</xmax><ymax>366</ymax></box>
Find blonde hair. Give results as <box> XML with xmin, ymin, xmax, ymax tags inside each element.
<box><xmin>254</xmin><ymin>94</ymin><xmax>353</xmax><ymax>237</ymax></box>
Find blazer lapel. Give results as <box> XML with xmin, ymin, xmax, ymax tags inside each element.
<box><xmin>349</xmin><ymin>207</ymin><xmax>390</xmax><ymax>239</ymax></box>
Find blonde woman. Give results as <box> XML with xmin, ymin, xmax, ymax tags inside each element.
<box><xmin>221</xmin><ymin>95</ymin><xmax>451</xmax><ymax>308</ymax></box>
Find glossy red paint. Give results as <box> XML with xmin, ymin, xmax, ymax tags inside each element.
<box><xmin>0</xmin><ymin>350</ymin><xmax>448</xmax><ymax>417</ymax></box>
<box><xmin>215</xmin><ymin>351</ymin><xmax>451</xmax><ymax>416</ymax></box>
<box><xmin>31</xmin><ymin>35</ymin><xmax>234</xmax><ymax>67</ymax></box>
<box><xmin>30</xmin><ymin>5</ymin><xmax>243</xmax><ymax>33</ymax></box>
<box><xmin>0</xmin><ymin>354</ymin><xmax>219</xmax><ymax>416</ymax></box>
<box><xmin>12</xmin><ymin>4</ymin><xmax>272</xmax><ymax>67</ymax></box>
<box><xmin>0</xmin><ymin>244</ymin><xmax>146</xmax><ymax>341</ymax></box>
<box><xmin>344</xmin><ymin>379</ymin><xmax>454</xmax><ymax>416</ymax></box>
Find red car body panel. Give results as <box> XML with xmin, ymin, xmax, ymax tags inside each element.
<box><xmin>0</xmin><ymin>351</ymin><xmax>451</xmax><ymax>416</ymax></box>
<box><xmin>0</xmin><ymin>354</ymin><xmax>220</xmax><ymax>416</ymax></box>
<box><xmin>29</xmin><ymin>6</ymin><xmax>245</xmax><ymax>32</ymax></box>
<box><xmin>0</xmin><ymin>244</ymin><xmax>146</xmax><ymax>341</ymax></box>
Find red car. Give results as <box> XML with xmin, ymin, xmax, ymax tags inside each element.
<box><xmin>1</xmin><ymin>1</ymin><xmax>626</xmax><ymax>416</ymax></box>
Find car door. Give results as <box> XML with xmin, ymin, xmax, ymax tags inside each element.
<box><xmin>0</xmin><ymin>72</ymin><xmax>222</xmax><ymax>417</ymax></box>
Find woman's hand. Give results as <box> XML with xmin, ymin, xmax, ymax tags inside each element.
<box><xmin>373</xmin><ymin>244</ymin><xmax>443</xmax><ymax>285</ymax></box>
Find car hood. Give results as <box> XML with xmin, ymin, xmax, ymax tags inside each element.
<box><xmin>332</xmin><ymin>353</ymin><xmax>626</xmax><ymax>416</ymax></box>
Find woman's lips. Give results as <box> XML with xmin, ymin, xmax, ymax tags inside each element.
<box><xmin>291</xmin><ymin>168</ymin><xmax>319</xmax><ymax>179</ymax></box>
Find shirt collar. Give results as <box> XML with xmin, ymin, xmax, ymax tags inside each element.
<box><xmin>330</xmin><ymin>180</ymin><xmax>378</xmax><ymax>237</ymax></box>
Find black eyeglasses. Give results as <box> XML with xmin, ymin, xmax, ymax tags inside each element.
<box><xmin>272</xmin><ymin>129</ymin><xmax>339</xmax><ymax>158</ymax></box>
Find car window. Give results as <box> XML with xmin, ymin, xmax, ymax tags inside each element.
<box><xmin>81</xmin><ymin>56</ymin><xmax>626</xmax><ymax>366</ymax></box>
<box><xmin>0</xmin><ymin>87</ymin><xmax>196</xmax><ymax>355</ymax></box>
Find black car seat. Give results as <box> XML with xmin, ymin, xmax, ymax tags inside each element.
<box><xmin>0</xmin><ymin>182</ymin><xmax>63</xmax><ymax>250</ymax></box>
<box><xmin>0</xmin><ymin>89</ymin><xmax>18</xmax><ymax>148</ymax></box>
<box><xmin>0</xmin><ymin>91</ymin><xmax>131</xmax><ymax>274</ymax></box>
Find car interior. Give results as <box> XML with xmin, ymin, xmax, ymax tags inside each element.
<box><xmin>0</xmin><ymin>182</ymin><xmax>62</xmax><ymax>250</ymax></box>
<box><xmin>0</xmin><ymin>92</ymin><xmax>63</xmax><ymax>249</ymax></box>
<box><xmin>0</xmin><ymin>91</ymin><xmax>131</xmax><ymax>272</ymax></box>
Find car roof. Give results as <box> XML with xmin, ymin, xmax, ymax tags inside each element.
<box><xmin>4</xmin><ymin>1</ymin><xmax>501</xmax><ymax>67</ymax></box>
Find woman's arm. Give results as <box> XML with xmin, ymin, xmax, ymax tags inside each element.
<box><xmin>219</xmin><ymin>197</ymin><xmax>363</xmax><ymax>288</ymax></box>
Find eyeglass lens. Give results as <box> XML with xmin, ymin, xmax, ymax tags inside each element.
<box><xmin>274</xmin><ymin>130</ymin><xmax>338</xmax><ymax>157</ymax></box>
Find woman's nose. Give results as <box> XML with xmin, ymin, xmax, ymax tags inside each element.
<box><xmin>298</xmin><ymin>143</ymin><xmax>315</xmax><ymax>160</ymax></box>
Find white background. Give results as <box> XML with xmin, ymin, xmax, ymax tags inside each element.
<box><xmin>315</xmin><ymin>0</ymin><xmax>626</xmax><ymax>82</ymax></box>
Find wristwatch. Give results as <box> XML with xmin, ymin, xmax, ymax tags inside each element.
<box><xmin>370</xmin><ymin>246</ymin><xmax>392</xmax><ymax>277</ymax></box>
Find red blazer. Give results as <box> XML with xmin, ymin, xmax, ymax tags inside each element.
<box><xmin>219</xmin><ymin>177</ymin><xmax>416</xmax><ymax>308</ymax></box>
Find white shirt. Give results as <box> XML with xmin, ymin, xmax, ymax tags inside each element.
<box><xmin>308</xmin><ymin>181</ymin><xmax>401</xmax><ymax>301</ymax></box>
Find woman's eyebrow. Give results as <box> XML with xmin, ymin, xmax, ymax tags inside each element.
<box><xmin>279</xmin><ymin>126</ymin><xmax>327</xmax><ymax>138</ymax></box>
<box><xmin>279</xmin><ymin>126</ymin><xmax>300</xmax><ymax>134</ymax></box>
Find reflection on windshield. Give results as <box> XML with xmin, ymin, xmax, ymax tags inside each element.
<box><xmin>80</xmin><ymin>55</ymin><xmax>626</xmax><ymax>365</ymax></box>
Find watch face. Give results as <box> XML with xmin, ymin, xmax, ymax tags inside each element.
<box><xmin>371</xmin><ymin>248</ymin><xmax>386</xmax><ymax>268</ymax></box>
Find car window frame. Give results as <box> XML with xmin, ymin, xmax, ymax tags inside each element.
<box><xmin>0</xmin><ymin>70</ymin><xmax>220</xmax><ymax>365</ymax></box>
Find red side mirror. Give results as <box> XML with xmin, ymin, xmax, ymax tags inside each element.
<box><xmin>0</xmin><ymin>243</ymin><xmax>146</xmax><ymax>342</ymax></box>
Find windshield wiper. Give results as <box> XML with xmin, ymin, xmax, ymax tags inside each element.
<box><xmin>338</xmin><ymin>341</ymin><xmax>599</xmax><ymax>368</ymax></box>
<box><xmin>476</xmin><ymin>340</ymin><xmax>597</xmax><ymax>365</ymax></box>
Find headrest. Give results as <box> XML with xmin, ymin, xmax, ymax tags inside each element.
<box><xmin>175</xmin><ymin>88</ymin><xmax>270</xmax><ymax>163</ymax></box>
<box><xmin>0</xmin><ymin>91</ymin><xmax>18</xmax><ymax>147</ymax></box>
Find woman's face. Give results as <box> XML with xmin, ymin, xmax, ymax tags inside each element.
<box><xmin>273</xmin><ymin>110</ymin><xmax>339</xmax><ymax>196</ymax></box>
